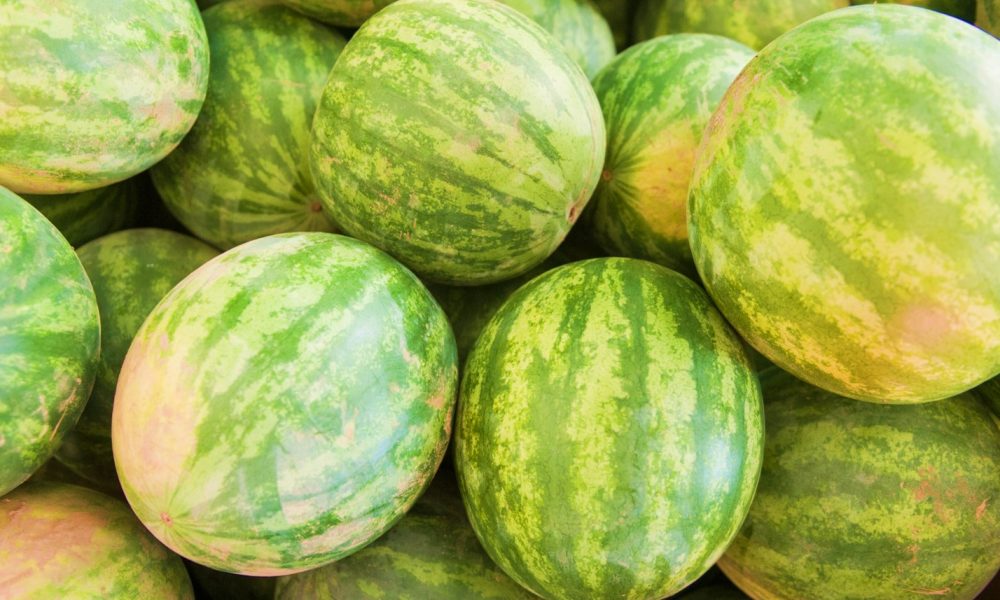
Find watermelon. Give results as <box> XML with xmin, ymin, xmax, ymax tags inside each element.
<box><xmin>688</xmin><ymin>5</ymin><xmax>1000</xmax><ymax>404</ymax></box>
<box><xmin>112</xmin><ymin>232</ymin><xmax>457</xmax><ymax>575</ymax></box>
<box><xmin>592</xmin><ymin>0</ymin><xmax>636</xmax><ymax>49</ymax></box>
<box><xmin>633</xmin><ymin>0</ymin><xmax>849</xmax><ymax>50</ymax></box>
<box><xmin>22</xmin><ymin>178</ymin><xmax>142</xmax><ymax>247</ymax></box>
<box><xmin>850</xmin><ymin>0</ymin><xmax>976</xmax><ymax>21</ymax></box>
<box><xmin>0</xmin><ymin>0</ymin><xmax>209</xmax><ymax>194</ymax></box>
<box><xmin>585</xmin><ymin>34</ymin><xmax>754</xmax><ymax>277</ymax></box>
<box><xmin>281</xmin><ymin>0</ymin><xmax>397</xmax><ymax>26</ymax></box>
<box><xmin>274</xmin><ymin>472</ymin><xmax>534</xmax><ymax>598</ymax></box>
<box><xmin>499</xmin><ymin>0</ymin><xmax>617</xmax><ymax>78</ymax></box>
<box><xmin>310</xmin><ymin>0</ymin><xmax>606</xmax><ymax>286</ymax></box>
<box><xmin>0</xmin><ymin>187</ymin><xmax>100</xmax><ymax>496</ymax></box>
<box><xmin>151</xmin><ymin>1</ymin><xmax>345</xmax><ymax>251</ymax></box>
<box><xmin>186</xmin><ymin>561</ymin><xmax>277</xmax><ymax>600</ymax></box>
<box><xmin>55</xmin><ymin>229</ymin><xmax>219</xmax><ymax>489</ymax></box>
<box><xmin>719</xmin><ymin>369</ymin><xmax>1000</xmax><ymax>599</ymax></box>
<box><xmin>456</xmin><ymin>258</ymin><xmax>764</xmax><ymax>599</ymax></box>
<box><xmin>980</xmin><ymin>0</ymin><xmax>1000</xmax><ymax>33</ymax></box>
<box><xmin>0</xmin><ymin>482</ymin><xmax>194</xmax><ymax>598</ymax></box>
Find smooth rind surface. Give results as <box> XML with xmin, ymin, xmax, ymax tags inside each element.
<box><xmin>499</xmin><ymin>0</ymin><xmax>617</xmax><ymax>78</ymax></box>
<box><xmin>23</xmin><ymin>177</ymin><xmax>142</xmax><ymax>247</ymax></box>
<box><xmin>281</xmin><ymin>0</ymin><xmax>398</xmax><ymax>26</ymax></box>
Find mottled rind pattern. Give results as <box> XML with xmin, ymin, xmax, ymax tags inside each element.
<box><xmin>979</xmin><ymin>0</ymin><xmax>1000</xmax><ymax>34</ymax></box>
<box><xmin>688</xmin><ymin>6</ymin><xmax>1000</xmax><ymax>403</ymax></box>
<box><xmin>0</xmin><ymin>482</ymin><xmax>194</xmax><ymax>598</ymax></box>
<box><xmin>499</xmin><ymin>0</ymin><xmax>616</xmax><ymax>78</ymax></box>
<box><xmin>112</xmin><ymin>232</ymin><xmax>458</xmax><ymax>575</ymax></box>
<box><xmin>281</xmin><ymin>0</ymin><xmax>398</xmax><ymax>26</ymax></box>
<box><xmin>0</xmin><ymin>0</ymin><xmax>209</xmax><ymax>193</ymax></box>
<box><xmin>23</xmin><ymin>177</ymin><xmax>142</xmax><ymax>247</ymax></box>
<box><xmin>850</xmin><ymin>0</ymin><xmax>976</xmax><ymax>21</ymax></box>
<box><xmin>633</xmin><ymin>0</ymin><xmax>849</xmax><ymax>49</ymax></box>
<box><xmin>310</xmin><ymin>0</ymin><xmax>606</xmax><ymax>285</ymax></box>
<box><xmin>152</xmin><ymin>1</ymin><xmax>345</xmax><ymax>250</ymax></box>
<box><xmin>720</xmin><ymin>369</ymin><xmax>1000</xmax><ymax>600</ymax></box>
<box><xmin>456</xmin><ymin>258</ymin><xmax>764</xmax><ymax>599</ymax></box>
<box><xmin>586</xmin><ymin>34</ymin><xmax>754</xmax><ymax>276</ymax></box>
<box><xmin>56</xmin><ymin>229</ymin><xmax>219</xmax><ymax>488</ymax></box>
<box><xmin>0</xmin><ymin>187</ymin><xmax>100</xmax><ymax>496</ymax></box>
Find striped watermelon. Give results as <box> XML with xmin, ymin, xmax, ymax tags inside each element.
<box><xmin>456</xmin><ymin>258</ymin><xmax>764</xmax><ymax>599</ymax></box>
<box><xmin>310</xmin><ymin>0</ymin><xmax>606</xmax><ymax>286</ymax></box>
<box><xmin>22</xmin><ymin>178</ymin><xmax>142</xmax><ymax>247</ymax></box>
<box><xmin>633</xmin><ymin>0</ymin><xmax>849</xmax><ymax>49</ymax></box>
<box><xmin>980</xmin><ymin>0</ymin><xmax>1000</xmax><ymax>33</ymax></box>
<box><xmin>151</xmin><ymin>1</ymin><xmax>345</xmax><ymax>250</ymax></box>
<box><xmin>0</xmin><ymin>187</ymin><xmax>100</xmax><ymax>496</ymax></box>
<box><xmin>274</xmin><ymin>473</ymin><xmax>533</xmax><ymax>598</ymax></box>
<box><xmin>0</xmin><ymin>0</ymin><xmax>209</xmax><ymax>194</ymax></box>
<box><xmin>688</xmin><ymin>5</ymin><xmax>1000</xmax><ymax>404</ymax></box>
<box><xmin>720</xmin><ymin>369</ymin><xmax>1000</xmax><ymax>599</ymax></box>
<box><xmin>850</xmin><ymin>0</ymin><xmax>976</xmax><ymax>21</ymax></box>
<box><xmin>499</xmin><ymin>0</ymin><xmax>616</xmax><ymax>78</ymax></box>
<box><xmin>281</xmin><ymin>0</ymin><xmax>397</xmax><ymax>25</ymax></box>
<box><xmin>0</xmin><ymin>482</ymin><xmax>194</xmax><ymax>598</ymax></box>
<box><xmin>112</xmin><ymin>232</ymin><xmax>457</xmax><ymax>575</ymax></box>
<box><xmin>592</xmin><ymin>0</ymin><xmax>636</xmax><ymax>49</ymax></box>
<box><xmin>586</xmin><ymin>34</ymin><xmax>754</xmax><ymax>277</ymax></box>
<box><xmin>55</xmin><ymin>229</ymin><xmax>219</xmax><ymax>489</ymax></box>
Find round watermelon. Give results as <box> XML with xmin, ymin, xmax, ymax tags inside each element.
<box><xmin>688</xmin><ymin>5</ymin><xmax>1000</xmax><ymax>404</ymax></box>
<box><xmin>151</xmin><ymin>1</ymin><xmax>345</xmax><ymax>250</ymax></box>
<box><xmin>633</xmin><ymin>0</ymin><xmax>849</xmax><ymax>50</ymax></box>
<box><xmin>0</xmin><ymin>0</ymin><xmax>209</xmax><ymax>194</ymax></box>
<box><xmin>980</xmin><ymin>0</ymin><xmax>1000</xmax><ymax>33</ymax></box>
<box><xmin>22</xmin><ymin>178</ymin><xmax>142</xmax><ymax>247</ymax></box>
<box><xmin>0</xmin><ymin>186</ymin><xmax>100</xmax><ymax>496</ymax></box>
<box><xmin>112</xmin><ymin>232</ymin><xmax>457</xmax><ymax>575</ymax></box>
<box><xmin>0</xmin><ymin>482</ymin><xmax>194</xmax><ymax>598</ymax></box>
<box><xmin>850</xmin><ymin>0</ymin><xmax>976</xmax><ymax>21</ymax></box>
<box><xmin>499</xmin><ymin>0</ymin><xmax>616</xmax><ymax>78</ymax></box>
<box><xmin>592</xmin><ymin>0</ymin><xmax>636</xmax><ymax>49</ymax></box>
<box><xmin>281</xmin><ymin>0</ymin><xmax>397</xmax><ymax>26</ymax></box>
<box><xmin>586</xmin><ymin>34</ymin><xmax>754</xmax><ymax>277</ymax></box>
<box><xmin>274</xmin><ymin>473</ymin><xmax>533</xmax><ymax>598</ymax></box>
<box><xmin>456</xmin><ymin>258</ymin><xmax>764</xmax><ymax>599</ymax></box>
<box><xmin>720</xmin><ymin>369</ymin><xmax>1000</xmax><ymax>599</ymax></box>
<box><xmin>310</xmin><ymin>0</ymin><xmax>606</xmax><ymax>286</ymax></box>
<box><xmin>55</xmin><ymin>229</ymin><xmax>219</xmax><ymax>489</ymax></box>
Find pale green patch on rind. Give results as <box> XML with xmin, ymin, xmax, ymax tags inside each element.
<box><xmin>688</xmin><ymin>5</ymin><xmax>1000</xmax><ymax>404</ymax></box>
<box><xmin>281</xmin><ymin>0</ymin><xmax>398</xmax><ymax>26</ymax></box>
<box><xmin>586</xmin><ymin>34</ymin><xmax>754</xmax><ymax>277</ymax></box>
<box><xmin>0</xmin><ymin>482</ymin><xmax>193</xmax><ymax>598</ymax></box>
<box><xmin>979</xmin><ymin>0</ymin><xmax>1000</xmax><ymax>34</ymax></box>
<box><xmin>633</xmin><ymin>0</ymin><xmax>849</xmax><ymax>50</ymax></box>
<box><xmin>0</xmin><ymin>0</ymin><xmax>209</xmax><ymax>194</ymax></box>
<box><xmin>0</xmin><ymin>187</ymin><xmax>100</xmax><ymax>496</ymax></box>
<box><xmin>498</xmin><ymin>0</ymin><xmax>616</xmax><ymax>79</ymax></box>
<box><xmin>720</xmin><ymin>370</ymin><xmax>1000</xmax><ymax>600</ymax></box>
<box><xmin>56</xmin><ymin>229</ymin><xmax>218</xmax><ymax>490</ymax></box>
<box><xmin>151</xmin><ymin>1</ymin><xmax>345</xmax><ymax>250</ymax></box>
<box><xmin>310</xmin><ymin>0</ymin><xmax>606</xmax><ymax>285</ymax></box>
<box><xmin>22</xmin><ymin>177</ymin><xmax>142</xmax><ymax>247</ymax></box>
<box><xmin>592</xmin><ymin>0</ymin><xmax>636</xmax><ymax>49</ymax></box>
<box><xmin>112</xmin><ymin>232</ymin><xmax>458</xmax><ymax>575</ymax></box>
<box><xmin>850</xmin><ymin>0</ymin><xmax>976</xmax><ymax>21</ymax></box>
<box><xmin>456</xmin><ymin>258</ymin><xmax>764</xmax><ymax>600</ymax></box>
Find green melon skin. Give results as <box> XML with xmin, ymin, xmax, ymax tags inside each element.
<box><xmin>274</xmin><ymin>473</ymin><xmax>534</xmax><ymax>599</ymax></box>
<box><xmin>850</xmin><ymin>0</ymin><xmax>976</xmax><ymax>21</ymax></box>
<box><xmin>0</xmin><ymin>482</ymin><xmax>194</xmax><ymax>599</ymax></box>
<box><xmin>688</xmin><ymin>5</ymin><xmax>1000</xmax><ymax>404</ymax></box>
<box><xmin>111</xmin><ymin>232</ymin><xmax>458</xmax><ymax>575</ymax></box>
<box><xmin>456</xmin><ymin>258</ymin><xmax>764</xmax><ymax>600</ymax></box>
<box><xmin>499</xmin><ymin>0</ymin><xmax>616</xmax><ymax>79</ymax></box>
<box><xmin>586</xmin><ymin>34</ymin><xmax>754</xmax><ymax>277</ymax></box>
<box><xmin>0</xmin><ymin>0</ymin><xmax>209</xmax><ymax>194</ymax></box>
<box><xmin>633</xmin><ymin>0</ymin><xmax>849</xmax><ymax>50</ymax></box>
<box><xmin>151</xmin><ymin>1</ymin><xmax>345</xmax><ymax>251</ymax></box>
<box><xmin>0</xmin><ymin>187</ymin><xmax>100</xmax><ymax>496</ymax></box>
<box><xmin>22</xmin><ymin>178</ymin><xmax>142</xmax><ymax>247</ymax></box>
<box><xmin>720</xmin><ymin>369</ymin><xmax>1000</xmax><ymax>600</ymax></box>
<box><xmin>281</xmin><ymin>0</ymin><xmax>398</xmax><ymax>26</ymax></box>
<box><xmin>980</xmin><ymin>0</ymin><xmax>1000</xmax><ymax>33</ymax></box>
<box><xmin>592</xmin><ymin>0</ymin><xmax>636</xmax><ymax>49</ymax></box>
<box><xmin>55</xmin><ymin>229</ymin><xmax>219</xmax><ymax>489</ymax></box>
<box><xmin>310</xmin><ymin>0</ymin><xmax>606</xmax><ymax>286</ymax></box>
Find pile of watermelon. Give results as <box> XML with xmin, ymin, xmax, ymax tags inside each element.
<box><xmin>1</xmin><ymin>0</ymin><xmax>999</xmax><ymax>598</ymax></box>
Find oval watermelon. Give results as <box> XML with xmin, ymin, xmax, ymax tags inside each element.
<box><xmin>310</xmin><ymin>0</ymin><xmax>606</xmax><ymax>286</ymax></box>
<box><xmin>499</xmin><ymin>0</ymin><xmax>616</xmax><ymax>78</ymax></box>
<box><xmin>688</xmin><ymin>5</ymin><xmax>1000</xmax><ymax>404</ymax></box>
<box><xmin>980</xmin><ymin>0</ymin><xmax>1000</xmax><ymax>33</ymax></box>
<box><xmin>586</xmin><ymin>34</ymin><xmax>754</xmax><ymax>277</ymax></box>
<box><xmin>0</xmin><ymin>482</ymin><xmax>194</xmax><ymax>598</ymax></box>
<box><xmin>0</xmin><ymin>0</ymin><xmax>209</xmax><ymax>194</ymax></box>
<box><xmin>151</xmin><ymin>1</ymin><xmax>345</xmax><ymax>250</ymax></box>
<box><xmin>632</xmin><ymin>0</ymin><xmax>849</xmax><ymax>50</ymax></box>
<box><xmin>0</xmin><ymin>186</ymin><xmax>100</xmax><ymax>496</ymax></box>
<box><xmin>281</xmin><ymin>0</ymin><xmax>398</xmax><ymax>26</ymax></box>
<box><xmin>850</xmin><ymin>0</ymin><xmax>976</xmax><ymax>21</ymax></box>
<box><xmin>720</xmin><ymin>369</ymin><xmax>1000</xmax><ymax>599</ymax></box>
<box><xmin>456</xmin><ymin>258</ymin><xmax>764</xmax><ymax>599</ymax></box>
<box><xmin>22</xmin><ymin>178</ymin><xmax>142</xmax><ymax>247</ymax></box>
<box><xmin>112</xmin><ymin>232</ymin><xmax>458</xmax><ymax>575</ymax></box>
<box><xmin>55</xmin><ymin>229</ymin><xmax>219</xmax><ymax>489</ymax></box>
